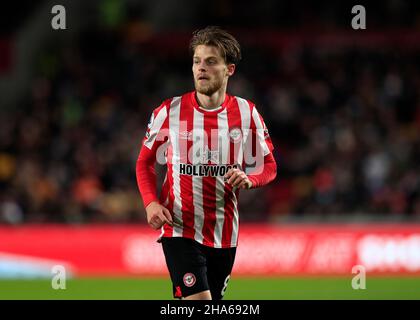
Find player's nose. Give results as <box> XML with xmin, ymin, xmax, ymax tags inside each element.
<box><xmin>197</xmin><ymin>61</ymin><xmax>207</xmax><ymax>71</ymax></box>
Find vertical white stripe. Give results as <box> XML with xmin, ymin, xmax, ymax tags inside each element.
<box><xmin>144</xmin><ymin>107</ymin><xmax>168</xmax><ymax>149</ymax></box>
<box><xmin>168</xmin><ymin>97</ymin><xmax>183</xmax><ymax>237</ymax></box>
<box><xmin>230</xmin><ymin>191</ymin><xmax>239</xmax><ymax>247</ymax></box>
<box><xmin>192</xmin><ymin>108</ymin><xmax>205</xmax><ymax>244</ymax></box>
<box><xmin>252</xmin><ymin>107</ymin><xmax>270</xmax><ymax>156</ymax></box>
<box><xmin>213</xmin><ymin>110</ymin><xmax>229</xmax><ymax>248</ymax></box>
<box><xmin>159</xmin><ymin>226</ymin><xmax>165</xmax><ymax>239</ymax></box>
<box><xmin>218</xmin><ymin>109</ymin><xmax>230</xmax><ymax>165</ymax></box>
<box><xmin>235</xmin><ymin>97</ymin><xmax>252</xmax><ymax>165</ymax></box>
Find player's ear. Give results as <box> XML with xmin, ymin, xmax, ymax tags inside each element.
<box><xmin>226</xmin><ymin>64</ymin><xmax>235</xmax><ymax>77</ymax></box>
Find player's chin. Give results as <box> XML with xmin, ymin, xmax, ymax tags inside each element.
<box><xmin>195</xmin><ymin>83</ymin><xmax>216</xmax><ymax>96</ymax></box>
<box><xmin>195</xmin><ymin>85</ymin><xmax>208</xmax><ymax>94</ymax></box>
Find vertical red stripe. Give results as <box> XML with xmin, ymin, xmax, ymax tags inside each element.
<box><xmin>201</xmin><ymin>114</ymin><xmax>219</xmax><ymax>247</ymax></box>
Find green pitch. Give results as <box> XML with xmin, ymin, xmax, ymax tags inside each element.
<box><xmin>1</xmin><ymin>276</ymin><xmax>419</xmax><ymax>300</ymax></box>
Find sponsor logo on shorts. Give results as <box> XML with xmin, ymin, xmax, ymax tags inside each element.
<box><xmin>183</xmin><ymin>273</ymin><xmax>196</xmax><ymax>287</ymax></box>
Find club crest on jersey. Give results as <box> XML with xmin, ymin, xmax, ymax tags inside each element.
<box><xmin>183</xmin><ymin>273</ymin><xmax>196</xmax><ymax>287</ymax></box>
<box><xmin>229</xmin><ymin>127</ymin><xmax>242</xmax><ymax>142</ymax></box>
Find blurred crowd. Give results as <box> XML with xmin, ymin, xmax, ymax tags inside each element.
<box><xmin>0</xmin><ymin>7</ymin><xmax>419</xmax><ymax>224</ymax></box>
<box><xmin>259</xmin><ymin>48</ymin><xmax>420</xmax><ymax>219</ymax></box>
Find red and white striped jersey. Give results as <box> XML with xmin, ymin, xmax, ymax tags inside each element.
<box><xmin>141</xmin><ymin>91</ymin><xmax>274</xmax><ymax>248</ymax></box>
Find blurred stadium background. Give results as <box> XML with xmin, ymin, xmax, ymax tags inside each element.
<box><xmin>0</xmin><ymin>0</ymin><xmax>420</xmax><ymax>299</ymax></box>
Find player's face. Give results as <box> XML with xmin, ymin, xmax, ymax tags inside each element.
<box><xmin>192</xmin><ymin>45</ymin><xmax>235</xmax><ymax>96</ymax></box>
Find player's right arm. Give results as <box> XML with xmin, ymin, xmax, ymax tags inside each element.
<box><xmin>136</xmin><ymin>101</ymin><xmax>173</xmax><ymax>230</ymax></box>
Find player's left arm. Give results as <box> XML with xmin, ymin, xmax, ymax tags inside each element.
<box><xmin>225</xmin><ymin>153</ymin><xmax>277</xmax><ymax>189</ymax></box>
<box><xmin>225</xmin><ymin>105</ymin><xmax>277</xmax><ymax>189</ymax></box>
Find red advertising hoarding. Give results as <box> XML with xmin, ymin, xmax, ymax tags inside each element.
<box><xmin>0</xmin><ymin>224</ymin><xmax>420</xmax><ymax>277</ymax></box>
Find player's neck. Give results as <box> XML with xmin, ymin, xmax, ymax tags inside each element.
<box><xmin>196</xmin><ymin>89</ymin><xmax>226</xmax><ymax>110</ymax></box>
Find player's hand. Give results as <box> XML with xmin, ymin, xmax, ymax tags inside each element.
<box><xmin>224</xmin><ymin>168</ymin><xmax>253</xmax><ymax>189</ymax></box>
<box><xmin>145</xmin><ymin>201</ymin><xmax>174</xmax><ymax>230</ymax></box>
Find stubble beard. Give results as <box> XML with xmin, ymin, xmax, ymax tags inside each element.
<box><xmin>194</xmin><ymin>77</ymin><xmax>224</xmax><ymax>96</ymax></box>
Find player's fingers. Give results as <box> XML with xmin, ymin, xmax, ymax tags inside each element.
<box><xmin>149</xmin><ymin>219</ymin><xmax>160</xmax><ymax>229</ymax></box>
<box><xmin>157</xmin><ymin>211</ymin><xmax>171</xmax><ymax>225</ymax></box>
<box><xmin>152</xmin><ymin>213</ymin><xmax>165</xmax><ymax>228</ymax></box>
<box><xmin>231</xmin><ymin>171</ymin><xmax>246</xmax><ymax>186</ymax></box>
<box><xmin>232</xmin><ymin>174</ymin><xmax>245</xmax><ymax>187</ymax></box>
<box><xmin>237</xmin><ymin>180</ymin><xmax>248</xmax><ymax>189</ymax></box>
<box><xmin>161</xmin><ymin>208</ymin><xmax>173</xmax><ymax>226</ymax></box>
<box><xmin>227</xmin><ymin>171</ymin><xmax>240</xmax><ymax>185</ymax></box>
<box><xmin>148</xmin><ymin>213</ymin><xmax>158</xmax><ymax>224</ymax></box>
<box><xmin>149</xmin><ymin>215</ymin><xmax>160</xmax><ymax>227</ymax></box>
<box><xmin>224</xmin><ymin>168</ymin><xmax>238</xmax><ymax>180</ymax></box>
<box><xmin>154</xmin><ymin>221</ymin><xmax>164</xmax><ymax>230</ymax></box>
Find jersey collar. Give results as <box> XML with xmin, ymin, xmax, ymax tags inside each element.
<box><xmin>191</xmin><ymin>91</ymin><xmax>230</xmax><ymax>115</ymax></box>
